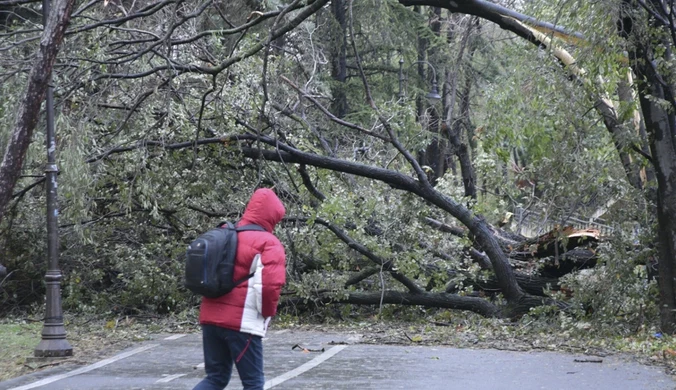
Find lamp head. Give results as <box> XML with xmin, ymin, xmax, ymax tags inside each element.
<box><xmin>426</xmin><ymin>81</ymin><xmax>441</xmax><ymax>103</ymax></box>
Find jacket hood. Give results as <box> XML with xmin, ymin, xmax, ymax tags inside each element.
<box><xmin>239</xmin><ymin>188</ymin><xmax>285</xmax><ymax>232</ymax></box>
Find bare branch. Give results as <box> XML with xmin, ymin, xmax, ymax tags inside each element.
<box><xmin>94</xmin><ymin>0</ymin><xmax>329</xmax><ymax>79</ymax></box>
<box><xmin>280</xmin><ymin>76</ymin><xmax>390</xmax><ymax>143</ymax></box>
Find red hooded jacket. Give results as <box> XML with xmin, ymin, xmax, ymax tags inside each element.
<box><xmin>198</xmin><ymin>188</ymin><xmax>286</xmax><ymax>336</ymax></box>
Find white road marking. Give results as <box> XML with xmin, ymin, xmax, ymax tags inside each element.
<box><xmin>7</xmin><ymin>344</ymin><xmax>158</xmax><ymax>390</ymax></box>
<box><xmin>163</xmin><ymin>334</ymin><xmax>186</xmax><ymax>340</ymax></box>
<box><xmin>155</xmin><ymin>373</ymin><xmax>187</xmax><ymax>383</ymax></box>
<box><xmin>264</xmin><ymin>345</ymin><xmax>347</xmax><ymax>389</ymax></box>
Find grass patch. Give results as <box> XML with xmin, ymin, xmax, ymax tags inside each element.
<box><xmin>0</xmin><ymin>321</ymin><xmax>42</xmax><ymax>381</ymax></box>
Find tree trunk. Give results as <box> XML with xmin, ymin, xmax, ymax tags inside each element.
<box><xmin>618</xmin><ymin>0</ymin><xmax>676</xmax><ymax>333</ymax></box>
<box><xmin>330</xmin><ymin>0</ymin><xmax>348</xmax><ymax>118</ymax></box>
<box><xmin>0</xmin><ymin>0</ymin><xmax>76</xmax><ymax>225</ymax></box>
<box><xmin>635</xmin><ymin>77</ymin><xmax>676</xmax><ymax>333</ymax></box>
<box><xmin>443</xmin><ymin>15</ymin><xmax>477</xmax><ymax>198</ymax></box>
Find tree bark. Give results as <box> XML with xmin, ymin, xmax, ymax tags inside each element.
<box><xmin>443</xmin><ymin>15</ymin><xmax>477</xmax><ymax>198</ymax></box>
<box><xmin>619</xmin><ymin>0</ymin><xmax>676</xmax><ymax>333</ymax></box>
<box><xmin>0</xmin><ymin>0</ymin><xmax>76</xmax><ymax>225</ymax></box>
<box><xmin>635</xmin><ymin>71</ymin><xmax>676</xmax><ymax>333</ymax></box>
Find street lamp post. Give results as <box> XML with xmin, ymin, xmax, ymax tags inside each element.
<box><xmin>34</xmin><ymin>0</ymin><xmax>72</xmax><ymax>358</ymax></box>
<box><xmin>398</xmin><ymin>58</ymin><xmax>442</xmax><ymax>104</ymax></box>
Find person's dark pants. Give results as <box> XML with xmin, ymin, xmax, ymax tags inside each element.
<box><xmin>193</xmin><ymin>324</ymin><xmax>264</xmax><ymax>390</ymax></box>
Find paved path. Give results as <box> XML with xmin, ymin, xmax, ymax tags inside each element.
<box><xmin>1</xmin><ymin>329</ymin><xmax>674</xmax><ymax>390</ymax></box>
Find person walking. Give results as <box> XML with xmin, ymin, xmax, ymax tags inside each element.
<box><xmin>193</xmin><ymin>188</ymin><xmax>286</xmax><ymax>390</ymax></box>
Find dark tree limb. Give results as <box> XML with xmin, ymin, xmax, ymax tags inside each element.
<box><xmin>345</xmin><ymin>266</ymin><xmax>382</xmax><ymax>287</ymax></box>
<box><xmin>423</xmin><ymin>216</ymin><xmax>466</xmax><ymax>237</ymax></box>
<box><xmin>390</xmin><ymin>271</ymin><xmax>426</xmax><ymax>295</ymax></box>
<box><xmin>243</xmin><ymin>141</ymin><xmax>526</xmax><ymax>302</ymax></box>
<box><xmin>280</xmin><ymin>290</ymin><xmax>500</xmax><ymax>318</ymax></box>
<box><xmin>399</xmin><ymin>0</ymin><xmax>584</xmax><ymax>43</ymax></box>
<box><xmin>297</xmin><ymin>165</ymin><xmax>326</xmax><ymax>202</ymax></box>
<box><xmin>11</xmin><ymin>177</ymin><xmax>45</xmax><ymax>199</ymax></box>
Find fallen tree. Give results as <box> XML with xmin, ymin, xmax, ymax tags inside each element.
<box><xmin>73</xmin><ymin>123</ymin><xmax>603</xmax><ymax>319</ymax></box>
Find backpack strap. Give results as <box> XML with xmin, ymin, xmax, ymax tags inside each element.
<box><xmin>216</xmin><ymin>221</ymin><xmax>265</xmax><ymax>232</ymax></box>
<box><xmin>235</xmin><ymin>224</ymin><xmax>266</xmax><ymax>232</ymax></box>
<box><xmin>231</xmin><ymin>223</ymin><xmax>265</xmax><ymax>284</ymax></box>
<box><xmin>217</xmin><ymin>221</ymin><xmax>235</xmax><ymax>229</ymax></box>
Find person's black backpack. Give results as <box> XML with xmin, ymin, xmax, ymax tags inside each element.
<box><xmin>184</xmin><ymin>221</ymin><xmax>265</xmax><ymax>298</ymax></box>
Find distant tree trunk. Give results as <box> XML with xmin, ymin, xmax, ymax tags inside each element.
<box><xmin>0</xmin><ymin>0</ymin><xmax>76</xmax><ymax>225</ymax></box>
<box><xmin>429</xmin><ymin>7</ymin><xmax>448</xmax><ymax>182</ymax></box>
<box><xmin>418</xmin><ymin>7</ymin><xmax>449</xmax><ymax>184</ymax></box>
<box><xmin>444</xmin><ymin>16</ymin><xmax>477</xmax><ymax>199</ymax></box>
<box><xmin>330</xmin><ymin>0</ymin><xmax>348</xmax><ymax>118</ymax></box>
<box><xmin>415</xmin><ymin>5</ymin><xmax>426</xmax><ymax>119</ymax></box>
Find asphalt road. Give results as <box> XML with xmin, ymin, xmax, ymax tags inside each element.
<box><xmin>1</xmin><ymin>329</ymin><xmax>674</xmax><ymax>390</ymax></box>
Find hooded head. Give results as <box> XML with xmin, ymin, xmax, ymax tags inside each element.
<box><xmin>239</xmin><ymin>188</ymin><xmax>285</xmax><ymax>232</ymax></box>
